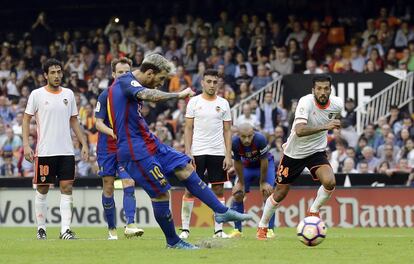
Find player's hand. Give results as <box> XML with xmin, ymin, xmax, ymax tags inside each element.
<box><xmin>81</xmin><ymin>145</ymin><xmax>89</xmax><ymax>161</ymax></box>
<box><xmin>260</xmin><ymin>182</ymin><xmax>274</xmax><ymax>198</ymax></box>
<box><xmin>178</xmin><ymin>88</ymin><xmax>195</xmax><ymax>99</ymax></box>
<box><xmin>110</xmin><ymin>130</ymin><xmax>117</xmax><ymax>140</ymax></box>
<box><xmin>223</xmin><ymin>155</ymin><xmax>232</xmax><ymax>171</ymax></box>
<box><xmin>324</xmin><ymin>119</ymin><xmax>341</xmax><ymax>130</ymax></box>
<box><xmin>23</xmin><ymin>145</ymin><xmax>34</xmax><ymax>163</ymax></box>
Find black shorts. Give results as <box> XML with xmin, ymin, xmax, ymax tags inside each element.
<box><xmin>194</xmin><ymin>155</ymin><xmax>228</xmax><ymax>184</ymax></box>
<box><xmin>276</xmin><ymin>151</ymin><xmax>331</xmax><ymax>185</ymax></box>
<box><xmin>33</xmin><ymin>156</ymin><xmax>75</xmax><ymax>185</ymax></box>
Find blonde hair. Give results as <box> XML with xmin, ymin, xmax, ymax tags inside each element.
<box><xmin>141</xmin><ymin>53</ymin><xmax>176</xmax><ymax>75</ymax></box>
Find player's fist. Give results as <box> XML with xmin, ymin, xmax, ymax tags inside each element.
<box><xmin>325</xmin><ymin>119</ymin><xmax>341</xmax><ymax>130</ymax></box>
<box><xmin>178</xmin><ymin>87</ymin><xmax>195</xmax><ymax>99</ymax></box>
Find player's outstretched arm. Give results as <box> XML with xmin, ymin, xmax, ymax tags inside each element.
<box><xmin>295</xmin><ymin>119</ymin><xmax>341</xmax><ymax>137</ymax></box>
<box><xmin>95</xmin><ymin>118</ymin><xmax>116</xmax><ymax>139</ymax></box>
<box><xmin>136</xmin><ymin>87</ymin><xmax>194</xmax><ymax>102</ymax></box>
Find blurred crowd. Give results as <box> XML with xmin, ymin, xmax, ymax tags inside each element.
<box><xmin>0</xmin><ymin>6</ymin><xmax>413</xmax><ymax>184</ymax></box>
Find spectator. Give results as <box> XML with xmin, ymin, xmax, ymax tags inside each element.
<box><xmin>285</xmin><ymin>21</ymin><xmax>307</xmax><ymax>47</ymax></box>
<box><xmin>182</xmin><ymin>44</ymin><xmax>198</xmax><ymax>74</ymax></box>
<box><xmin>165</xmin><ymin>39</ymin><xmax>182</xmax><ymax>62</ymax></box>
<box><xmin>343</xmin><ymin>98</ymin><xmax>357</xmax><ymax>126</ymax></box>
<box><xmin>259</xmin><ymin>91</ymin><xmax>279</xmax><ymax>136</ymax></box>
<box><xmin>359</xmin><ymin>146</ymin><xmax>380</xmax><ymax>172</ymax></box>
<box><xmin>379</xmin><ymin>143</ymin><xmax>398</xmax><ymax>169</ymax></box>
<box><xmin>358</xmin><ymin>160</ymin><xmax>372</xmax><ymax>173</ymax></box>
<box><xmin>250</xmin><ymin>64</ymin><xmax>272</xmax><ymax>91</ymax></box>
<box><xmin>365</xmin><ymin>35</ymin><xmax>385</xmax><ymax>58</ymax></box>
<box><xmin>303</xmin><ymin>20</ymin><xmax>327</xmax><ymax>63</ymax></box>
<box><xmin>270</xmin><ymin>46</ymin><xmax>294</xmax><ymax>76</ymax></box>
<box><xmin>0</xmin><ymin>146</ymin><xmax>18</xmax><ymax>176</ymax></box>
<box><xmin>304</xmin><ymin>59</ymin><xmax>323</xmax><ymax>74</ymax></box>
<box><xmin>191</xmin><ymin>61</ymin><xmax>206</xmax><ymax>93</ymax></box>
<box><xmin>234</xmin><ymin>52</ymin><xmax>254</xmax><ymax>77</ymax></box>
<box><xmin>343</xmin><ymin>158</ymin><xmax>358</xmax><ymax>173</ymax></box>
<box><xmin>287</xmin><ymin>38</ymin><xmax>306</xmax><ymax>73</ymax></box>
<box><xmin>235</xmin><ymin>64</ymin><xmax>252</xmax><ymax>92</ymax></box>
<box><xmin>169</xmin><ymin>65</ymin><xmax>191</xmax><ymax>92</ymax></box>
<box><xmin>350</xmin><ymin>46</ymin><xmax>365</xmax><ymax>73</ymax></box>
<box><xmin>340</xmin><ymin>118</ymin><xmax>358</xmax><ymax>148</ymax></box>
<box><xmin>235</xmin><ymin>104</ymin><xmax>259</xmax><ymax>128</ymax></box>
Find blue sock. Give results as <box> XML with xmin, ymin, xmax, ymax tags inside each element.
<box><xmin>267</xmin><ymin>201</ymin><xmax>276</xmax><ymax>230</ymax></box>
<box><xmin>232</xmin><ymin>201</ymin><xmax>244</xmax><ymax>232</ymax></box>
<box><xmin>152</xmin><ymin>201</ymin><xmax>180</xmax><ymax>246</ymax></box>
<box><xmin>102</xmin><ymin>194</ymin><xmax>116</xmax><ymax>229</ymax></box>
<box><xmin>182</xmin><ymin>171</ymin><xmax>227</xmax><ymax>213</ymax></box>
<box><xmin>123</xmin><ymin>186</ymin><xmax>136</xmax><ymax>225</ymax></box>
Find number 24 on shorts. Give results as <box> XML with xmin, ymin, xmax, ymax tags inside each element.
<box><xmin>278</xmin><ymin>165</ymin><xmax>289</xmax><ymax>177</ymax></box>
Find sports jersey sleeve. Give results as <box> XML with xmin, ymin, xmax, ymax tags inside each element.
<box><xmin>231</xmin><ymin>137</ymin><xmax>241</xmax><ymax>161</ymax></box>
<box><xmin>70</xmin><ymin>91</ymin><xmax>78</xmax><ymax>116</ymax></box>
<box><xmin>119</xmin><ymin>75</ymin><xmax>145</xmax><ymax>102</ymax></box>
<box><xmin>185</xmin><ymin>97</ymin><xmax>195</xmax><ymax>118</ymax></box>
<box><xmin>257</xmin><ymin>134</ymin><xmax>270</xmax><ymax>159</ymax></box>
<box><xmin>25</xmin><ymin>91</ymin><xmax>37</xmax><ymax>115</ymax></box>
<box><xmin>95</xmin><ymin>91</ymin><xmax>108</xmax><ymax>119</ymax></box>
<box><xmin>294</xmin><ymin>97</ymin><xmax>311</xmax><ymax>124</ymax></box>
<box><xmin>222</xmin><ymin>100</ymin><xmax>232</xmax><ymax>122</ymax></box>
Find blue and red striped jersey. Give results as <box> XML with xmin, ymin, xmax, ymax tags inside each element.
<box><xmin>232</xmin><ymin>132</ymin><xmax>273</xmax><ymax>168</ymax></box>
<box><xmin>95</xmin><ymin>88</ymin><xmax>117</xmax><ymax>154</ymax></box>
<box><xmin>107</xmin><ymin>72</ymin><xmax>158</xmax><ymax>162</ymax></box>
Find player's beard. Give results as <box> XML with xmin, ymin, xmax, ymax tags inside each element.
<box><xmin>315</xmin><ymin>95</ymin><xmax>328</xmax><ymax>105</ymax></box>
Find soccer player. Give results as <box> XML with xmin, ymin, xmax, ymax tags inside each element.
<box><xmin>95</xmin><ymin>58</ymin><xmax>144</xmax><ymax>240</ymax></box>
<box><xmin>179</xmin><ymin>69</ymin><xmax>232</xmax><ymax>239</ymax></box>
<box><xmin>108</xmin><ymin>54</ymin><xmax>252</xmax><ymax>249</ymax></box>
<box><xmin>22</xmin><ymin>58</ymin><xmax>89</xmax><ymax>240</ymax></box>
<box><xmin>229</xmin><ymin>123</ymin><xmax>276</xmax><ymax>239</ymax></box>
<box><xmin>256</xmin><ymin>74</ymin><xmax>343</xmax><ymax>240</ymax></box>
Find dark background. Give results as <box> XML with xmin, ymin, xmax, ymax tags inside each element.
<box><xmin>1</xmin><ymin>0</ymin><xmax>413</xmax><ymax>32</ymax></box>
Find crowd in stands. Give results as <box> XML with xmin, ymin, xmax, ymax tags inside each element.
<box><xmin>0</xmin><ymin>7</ymin><xmax>413</xmax><ymax>185</ymax></box>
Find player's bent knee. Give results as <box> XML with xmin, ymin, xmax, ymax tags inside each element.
<box><xmin>122</xmin><ymin>178</ymin><xmax>135</xmax><ymax>188</ymax></box>
<box><xmin>37</xmin><ymin>185</ymin><xmax>49</xmax><ymax>194</ymax></box>
<box><xmin>60</xmin><ymin>182</ymin><xmax>73</xmax><ymax>195</ymax></box>
<box><xmin>323</xmin><ymin>179</ymin><xmax>336</xmax><ymax>191</ymax></box>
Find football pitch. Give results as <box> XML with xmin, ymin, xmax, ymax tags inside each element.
<box><xmin>1</xmin><ymin>227</ymin><xmax>413</xmax><ymax>264</ymax></box>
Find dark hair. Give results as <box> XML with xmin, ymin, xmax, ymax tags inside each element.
<box><xmin>239</xmin><ymin>64</ymin><xmax>247</xmax><ymax>70</ymax></box>
<box><xmin>390</xmin><ymin>104</ymin><xmax>399</xmax><ymax>110</ymax></box>
<box><xmin>111</xmin><ymin>57</ymin><xmax>132</xmax><ymax>73</ymax></box>
<box><xmin>312</xmin><ymin>74</ymin><xmax>332</xmax><ymax>86</ymax></box>
<box><xmin>203</xmin><ymin>69</ymin><xmax>219</xmax><ymax>78</ymax></box>
<box><xmin>42</xmin><ymin>58</ymin><xmax>63</xmax><ymax>74</ymax></box>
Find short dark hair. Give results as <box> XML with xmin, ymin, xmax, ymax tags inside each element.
<box><xmin>390</xmin><ymin>104</ymin><xmax>399</xmax><ymax>110</ymax></box>
<box><xmin>203</xmin><ymin>69</ymin><xmax>219</xmax><ymax>78</ymax></box>
<box><xmin>312</xmin><ymin>74</ymin><xmax>332</xmax><ymax>86</ymax></box>
<box><xmin>111</xmin><ymin>57</ymin><xmax>132</xmax><ymax>73</ymax></box>
<box><xmin>42</xmin><ymin>58</ymin><xmax>63</xmax><ymax>74</ymax></box>
<box><xmin>239</xmin><ymin>64</ymin><xmax>247</xmax><ymax>70</ymax></box>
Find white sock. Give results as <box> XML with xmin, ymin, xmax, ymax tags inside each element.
<box><xmin>60</xmin><ymin>194</ymin><xmax>73</xmax><ymax>234</ymax></box>
<box><xmin>181</xmin><ymin>197</ymin><xmax>194</xmax><ymax>231</ymax></box>
<box><xmin>214</xmin><ymin>197</ymin><xmax>226</xmax><ymax>233</ymax></box>
<box><xmin>259</xmin><ymin>195</ymin><xmax>279</xmax><ymax>228</ymax></box>
<box><xmin>35</xmin><ymin>191</ymin><xmax>48</xmax><ymax>230</ymax></box>
<box><xmin>309</xmin><ymin>185</ymin><xmax>334</xmax><ymax>213</ymax></box>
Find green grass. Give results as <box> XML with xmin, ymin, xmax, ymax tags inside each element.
<box><xmin>0</xmin><ymin>227</ymin><xmax>413</xmax><ymax>264</ymax></box>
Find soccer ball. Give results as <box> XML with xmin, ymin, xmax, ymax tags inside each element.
<box><xmin>296</xmin><ymin>216</ymin><xmax>327</xmax><ymax>247</ymax></box>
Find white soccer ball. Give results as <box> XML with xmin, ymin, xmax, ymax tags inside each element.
<box><xmin>296</xmin><ymin>216</ymin><xmax>327</xmax><ymax>247</ymax></box>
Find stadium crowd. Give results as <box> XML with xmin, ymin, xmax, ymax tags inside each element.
<box><xmin>0</xmin><ymin>6</ymin><xmax>413</xmax><ymax>185</ymax></box>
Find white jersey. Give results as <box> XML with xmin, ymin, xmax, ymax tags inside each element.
<box><xmin>185</xmin><ymin>95</ymin><xmax>231</xmax><ymax>156</ymax></box>
<box><xmin>25</xmin><ymin>87</ymin><xmax>78</xmax><ymax>157</ymax></box>
<box><xmin>283</xmin><ymin>94</ymin><xmax>344</xmax><ymax>159</ymax></box>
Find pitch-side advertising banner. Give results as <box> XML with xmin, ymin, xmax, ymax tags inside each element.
<box><xmin>1</xmin><ymin>188</ymin><xmax>413</xmax><ymax>227</ymax></box>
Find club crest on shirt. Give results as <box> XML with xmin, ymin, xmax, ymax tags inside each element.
<box><xmin>216</xmin><ymin>106</ymin><xmax>221</xmax><ymax>112</ymax></box>
<box><xmin>131</xmin><ymin>80</ymin><xmax>139</xmax><ymax>87</ymax></box>
<box><xmin>41</xmin><ymin>176</ymin><xmax>46</xmax><ymax>182</ymax></box>
<box><xmin>328</xmin><ymin>113</ymin><xmax>335</xmax><ymax>119</ymax></box>
<box><xmin>299</xmin><ymin>107</ymin><xmax>304</xmax><ymax>114</ymax></box>
<box><xmin>63</xmin><ymin>98</ymin><xmax>68</xmax><ymax>105</ymax></box>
